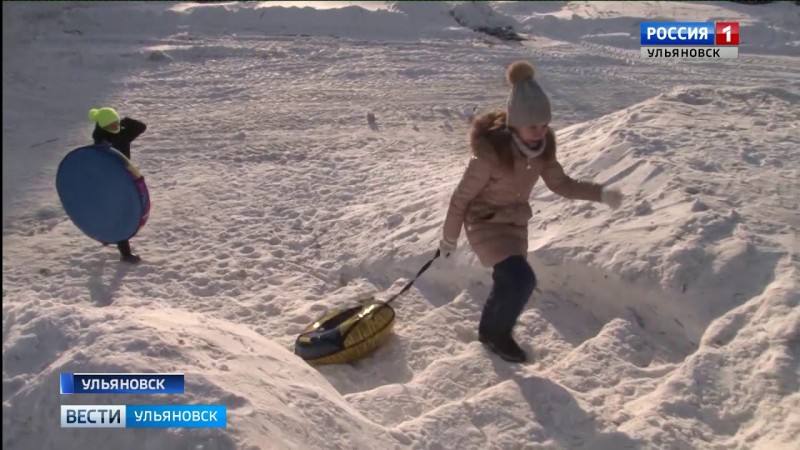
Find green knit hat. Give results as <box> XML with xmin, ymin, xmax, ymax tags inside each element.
<box><xmin>88</xmin><ymin>107</ymin><xmax>120</xmax><ymax>128</ymax></box>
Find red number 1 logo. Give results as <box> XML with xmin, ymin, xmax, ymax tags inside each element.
<box><xmin>715</xmin><ymin>22</ymin><xmax>740</xmax><ymax>46</ymax></box>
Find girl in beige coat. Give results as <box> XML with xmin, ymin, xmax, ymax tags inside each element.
<box><xmin>440</xmin><ymin>61</ymin><xmax>623</xmax><ymax>362</ymax></box>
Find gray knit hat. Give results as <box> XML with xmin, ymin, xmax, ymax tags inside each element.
<box><xmin>505</xmin><ymin>61</ymin><xmax>551</xmax><ymax>128</ymax></box>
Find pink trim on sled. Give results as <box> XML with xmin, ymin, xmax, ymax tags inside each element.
<box><xmin>132</xmin><ymin>175</ymin><xmax>150</xmax><ymax>238</ymax></box>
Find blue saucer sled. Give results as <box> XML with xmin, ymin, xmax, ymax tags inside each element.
<box><xmin>56</xmin><ymin>144</ymin><xmax>150</xmax><ymax>244</ymax></box>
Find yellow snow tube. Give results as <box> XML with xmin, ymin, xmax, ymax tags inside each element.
<box><xmin>294</xmin><ymin>299</ymin><xmax>396</xmax><ymax>365</ymax></box>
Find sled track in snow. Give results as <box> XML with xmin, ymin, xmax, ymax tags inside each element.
<box><xmin>574</xmin><ymin>40</ymin><xmax>800</xmax><ymax>89</ymax></box>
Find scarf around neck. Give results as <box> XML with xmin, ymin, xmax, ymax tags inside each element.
<box><xmin>512</xmin><ymin>132</ymin><xmax>546</xmax><ymax>159</ymax></box>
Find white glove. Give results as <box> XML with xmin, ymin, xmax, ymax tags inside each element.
<box><xmin>439</xmin><ymin>238</ymin><xmax>457</xmax><ymax>258</ymax></box>
<box><xmin>601</xmin><ymin>187</ymin><xmax>623</xmax><ymax>210</ymax></box>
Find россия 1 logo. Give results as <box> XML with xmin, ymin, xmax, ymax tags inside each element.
<box><xmin>640</xmin><ymin>21</ymin><xmax>739</xmax><ymax>59</ymax></box>
<box><xmin>715</xmin><ymin>21</ymin><xmax>740</xmax><ymax>46</ymax></box>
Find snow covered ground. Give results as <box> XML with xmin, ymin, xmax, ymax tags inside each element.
<box><xmin>3</xmin><ymin>1</ymin><xmax>799</xmax><ymax>449</ymax></box>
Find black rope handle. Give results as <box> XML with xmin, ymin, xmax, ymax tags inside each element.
<box><xmin>338</xmin><ymin>249</ymin><xmax>441</xmax><ymax>344</ymax></box>
<box><xmin>384</xmin><ymin>249</ymin><xmax>441</xmax><ymax>305</ymax></box>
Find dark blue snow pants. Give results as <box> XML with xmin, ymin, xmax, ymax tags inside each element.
<box><xmin>478</xmin><ymin>255</ymin><xmax>537</xmax><ymax>337</ymax></box>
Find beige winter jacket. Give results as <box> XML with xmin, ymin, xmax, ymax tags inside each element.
<box><xmin>443</xmin><ymin>111</ymin><xmax>604</xmax><ymax>268</ymax></box>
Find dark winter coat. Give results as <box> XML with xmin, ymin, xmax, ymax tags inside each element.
<box><xmin>92</xmin><ymin>117</ymin><xmax>147</xmax><ymax>159</ymax></box>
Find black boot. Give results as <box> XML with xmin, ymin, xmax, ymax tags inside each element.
<box><xmin>117</xmin><ymin>240</ymin><xmax>141</xmax><ymax>264</ymax></box>
<box><xmin>121</xmin><ymin>253</ymin><xmax>141</xmax><ymax>264</ymax></box>
<box><xmin>479</xmin><ymin>331</ymin><xmax>527</xmax><ymax>363</ymax></box>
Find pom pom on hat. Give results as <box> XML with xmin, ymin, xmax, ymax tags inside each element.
<box><xmin>506</xmin><ymin>60</ymin><xmax>535</xmax><ymax>85</ymax></box>
<box><xmin>88</xmin><ymin>107</ymin><xmax>120</xmax><ymax>128</ymax></box>
<box><xmin>505</xmin><ymin>60</ymin><xmax>551</xmax><ymax>128</ymax></box>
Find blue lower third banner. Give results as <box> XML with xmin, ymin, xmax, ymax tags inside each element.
<box><xmin>60</xmin><ymin>373</ymin><xmax>185</xmax><ymax>394</ymax></box>
<box><xmin>61</xmin><ymin>405</ymin><xmax>226</xmax><ymax>428</ymax></box>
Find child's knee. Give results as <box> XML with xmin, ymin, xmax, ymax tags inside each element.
<box><xmin>504</xmin><ymin>256</ymin><xmax>537</xmax><ymax>296</ymax></box>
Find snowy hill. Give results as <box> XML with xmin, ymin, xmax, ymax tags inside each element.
<box><xmin>3</xmin><ymin>1</ymin><xmax>799</xmax><ymax>449</ymax></box>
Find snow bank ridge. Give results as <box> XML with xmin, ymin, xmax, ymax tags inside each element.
<box><xmin>529</xmin><ymin>84</ymin><xmax>798</xmax><ymax>354</ymax></box>
<box><xmin>2</xmin><ymin>306</ymin><xmax>399</xmax><ymax>449</ymax></box>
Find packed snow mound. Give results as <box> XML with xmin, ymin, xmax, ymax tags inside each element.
<box><xmin>528</xmin><ymin>84</ymin><xmax>799</xmax><ymax>352</ymax></box>
<box><xmin>2</xmin><ymin>305</ymin><xmax>399</xmax><ymax>449</ymax></box>
<box><xmin>448</xmin><ymin>1</ymin><xmax>523</xmax><ymax>40</ymax></box>
<box><xmin>621</xmin><ymin>267</ymin><xmax>799</xmax><ymax>449</ymax></box>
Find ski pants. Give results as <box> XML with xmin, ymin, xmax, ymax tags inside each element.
<box><xmin>479</xmin><ymin>255</ymin><xmax>537</xmax><ymax>336</ymax></box>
